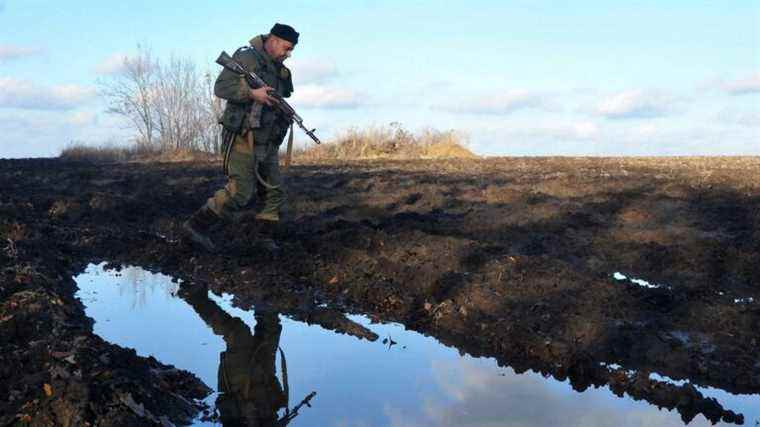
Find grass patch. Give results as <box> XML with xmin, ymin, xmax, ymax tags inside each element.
<box><xmin>60</xmin><ymin>142</ymin><xmax>151</xmax><ymax>162</ymax></box>
<box><xmin>59</xmin><ymin>142</ymin><xmax>218</xmax><ymax>163</ymax></box>
<box><xmin>293</xmin><ymin>124</ymin><xmax>476</xmax><ymax>162</ymax></box>
<box><xmin>60</xmin><ymin>124</ymin><xmax>474</xmax><ymax>163</ymax></box>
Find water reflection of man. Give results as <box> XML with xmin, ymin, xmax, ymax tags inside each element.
<box><xmin>184</xmin><ymin>290</ymin><xmax>286</xmax><ymax>426</ymax></box>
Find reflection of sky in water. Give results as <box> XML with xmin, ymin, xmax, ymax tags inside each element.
<box><xmin>74</xmin><ymin>263</ymin><xmax>759</xmax><ymax>427</ymax></box>
<box><xmin>613</xmin><ymin>271</ymin><xmax>757</xmax><ymax>306</ymax></box>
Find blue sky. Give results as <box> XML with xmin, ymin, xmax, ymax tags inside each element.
<box><xmin>1</xmin><ymin>0</ymin><xmax>758</xmax><ymax>157</ymax></box>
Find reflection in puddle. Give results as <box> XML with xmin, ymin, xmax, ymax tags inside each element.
<box><xmin>75</xmin><ymin>263</ymin><xmax>759</xmax><ymax>426</ymax></box>
<box><xmin>613</xmin><ymin>272</ymin><xmax>755</xmax><ymax>306</ymax></box>
<box><xmin>612</xmin><ymin>272</ymin><xmax>669</xmax><ymax>290</ymax></box>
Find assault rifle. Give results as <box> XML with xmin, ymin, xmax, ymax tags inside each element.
<box><xmin>215</xmin><ymin>51</ymin><xmax>321</xmax><ymax>145</ymax></box>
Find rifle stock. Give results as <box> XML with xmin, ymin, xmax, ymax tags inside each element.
<box><xmin>215</xmin><ymin>51</ymin><xmax>232</xmax><ymax>67</ymax></box>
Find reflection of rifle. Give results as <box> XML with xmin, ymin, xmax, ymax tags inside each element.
<box><xmin>215</xmin><ymin>51</ymin><xmax>321</xmax><ymax>145</ymax></box>
<box><xmin>275</xmin><ymin>346</ymin><xmax>317</xmax><ymax>426</ymax></box>
<box><xmin>277</xmin><ymin>391</ymin><xmax>317</xmax><ymax>426</ymax></box>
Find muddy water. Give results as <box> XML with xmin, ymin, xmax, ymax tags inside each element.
<box><xmin>74</xmin><ymin>263</ymin><xmax>759</xmax><ymax>427</ymax></box>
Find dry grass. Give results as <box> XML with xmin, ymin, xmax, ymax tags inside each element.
<box><xmin>139</xmin><ymin>148</ymin><xmax>218</xmax><ymax>163</ymax></box>
<box><xmin>60</xmin><ymin>143</ymin><xmax>152</xmax><ymax>162</ymax></box>
<box><xmin>60</xmin><ymin>124</ymin><xmax>475</xmax><ymax>163</ymax></box>
<box><xmin>294</xmin><ymin>124</ymin><xmax>476</xmax><ymax>162</ymax></box>
<box><xmin>60</xmin><ymin>143</ymin><xmax>218</xmax><ymax>163</ymax></box>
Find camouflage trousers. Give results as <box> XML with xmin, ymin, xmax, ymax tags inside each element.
<box><xmin>205</xmin><ymin>131</ymin><xmax>285</xmax><ymax>219</ymax></box>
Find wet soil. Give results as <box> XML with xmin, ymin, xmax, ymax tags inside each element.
<box><xmin>1</xmin><ymin>156</ymin><xmax>759</xmax><ymax>425</ymax></box>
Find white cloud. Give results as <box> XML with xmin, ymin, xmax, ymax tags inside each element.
<box><xmin>571</xmin><ymin>121</ymin><xmax>600</xmax><ymax>139</ymax></box>
<box><xmin>0</xmin><ymin>77</ymin><xmax>96</xmax><ymax>110</ymax></box>
<box><xmin>716</xmin><ymin>108</ymin><xmax>760</xmax><ymax>127</ymax></box>
<box><xmin>723</xmin><ymin>73</ymin><xmax>760</xmax><ymax>95</ymax></box>
<box><xmin>66</xmin><ymin>110</ymin><xmax>98</xmax><ymax>126</ymax></box>
<box><xmin>95</xmin><ymin>52</ymin><xmax>131</xmax><ymax>75</ymax></box>
<box><xmin>594</xmin><ymin>89</ymin><xmax>677</xmax><ymax>119</ymax></box>
<box><xmin>290</xmin><ymin>84</ymin><xmax>367</xmax><ymax>109</ymax></box>
<box><xmin>384</xmin><ymin>359</ymin><xmax>709</xmax><ymax>427</ymax></box>
<box><xmin>698</xmin><ymin>73</ymin><xmax>760</xmax><ymax>96</ymax></box>
<box><xmin>734</xmin><ymin>113</ymin><xmax>759</xmax><ymax>127</ymax></box>
<box><xmin>485</xmin><ymin>121</ymin><xmax>601</xmax><ymax>142</ymax></box>
<box><xmin>437</xmin><ymin>90</ymin><xmax>547</xmax><ymax>115</ymax></box>
<box><xmin>633</xmin><ymin>123</ymin><xmax>659</xmax><ymax>137</ymax></box>
<box><xmin>289</xmin><ymin>57</ymin><xmax>339</xmax><ymax>84</ymax></box>
<box><xmin>472</xmin><ymin>118</ymin><xmax>759</xmax><ymax>156</ymax></box>
<box><xmin>0</xmin><ymin>44</ymin><xmax>43</xmax><ymax>62</ymax></box>
<box><xmin>530</xmin><ymin>121</ymin><xmax>601</xmax><ymax>140</ymax></box>
<box><xmin>0</xmin><ymin>110</ymin><xmax>131</xmax><ymax>158</ymax></box>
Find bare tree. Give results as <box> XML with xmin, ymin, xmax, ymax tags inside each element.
<box><xmin>153</xmin><ymin>55</ymin><xmax>199</xmax><ymax>150</ymax></box>
<box><xmin>99</xmin><ymin>45</ymin><xmax>158</xmax><ymax>150</ymax></box>
<box><xmin>199</xmin><ymin>72</ymin><xmax>224</xmax><ymax>153</ymax></box>
<box><xmin>99</xmin><ymin>44</ymin><xmax>221</xmax><ymax>154</ymax></box>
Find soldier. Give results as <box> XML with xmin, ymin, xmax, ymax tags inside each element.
<box><xmin>183</xmin><ymin>289</ymin><xmax>288</xmax><ymax>426</ymax></box>
<box><xmin>183</xmin><ymin>23</ymin><xmax>299</xmax><ymax>252</ymax></box>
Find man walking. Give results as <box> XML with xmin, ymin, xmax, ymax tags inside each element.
<box><xmin>183</xmin><ymin>23</ymin><xmax>299</xmax><ymax>252</ymax></box>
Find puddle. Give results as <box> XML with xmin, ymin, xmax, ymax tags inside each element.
<box><xmin>612</xmin><ymin>272</ymin><xmax>669</xmax><ymax>290</ymax></box>
<box><xmin>75</xmin><ymin>263</ymin><xmax>759</xmax><ymax>426</ymax></box>
<box><xmin>612</xmin><ymin>272</ymin><xmax>756</xmax><ymax>306</ymax></box>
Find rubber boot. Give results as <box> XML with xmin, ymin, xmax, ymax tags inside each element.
<box><xmin>182</xmin><ymin>207</ymin><xmax>219</xmax><ymax>253</ymax></box>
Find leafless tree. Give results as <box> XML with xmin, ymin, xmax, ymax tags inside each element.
<box><xmin>153</xmin><ymin>55</ymin><xmax>199</xmax><ymax>150</ymax></box>
<box><xmin>98</xmin><ymin>45</ymin><xmax>158</xmax><ymax>150</ymax></box>
<box><xmin>99</xmin><ymin>45</ymin><xmax>221</xmax><ymax>153</ymax></box>
<box><xmin>200</xmin><ymin>72</ymin><xmax>224</xmax><ymax>153</ymax></box>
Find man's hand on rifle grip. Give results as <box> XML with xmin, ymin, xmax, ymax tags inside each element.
<box><xmin>250</xmin><ymin>86</ymin><xmax>276</xmax><ymax>106</ymax></box>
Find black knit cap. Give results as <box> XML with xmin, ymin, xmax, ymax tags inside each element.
<box><xmin>270</xmin><ymin>23</ymin><xmax>299</xmax><ymax>45</ymax></box>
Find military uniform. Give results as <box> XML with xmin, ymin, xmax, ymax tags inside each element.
<box><xmin>183</xmin><ymin>29</ymin><xmax>297</xmax><ymax>252</ymax></box>
<box><xmin>184</xmin><ymin>291</ymin><xmax>287</xmax><ymax>426</ymax></box>
<box><xmin>208</xmin><ymin>34</ymin><xmax>294</xmax><ymax>221</ymax></box>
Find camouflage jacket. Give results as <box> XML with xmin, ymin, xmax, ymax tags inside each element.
<box><xmin>215</xmin><ymin>35</ymin><xmax>294</xmax><ymax>144</ymax></box>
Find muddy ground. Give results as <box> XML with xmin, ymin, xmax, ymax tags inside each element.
<box><xmin>1</xmin><ymin>156</ymin><xmax>759</xmax><ymax>425</ymax></box>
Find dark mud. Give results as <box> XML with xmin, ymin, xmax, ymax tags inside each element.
<box><xmin>1</xmin><ymin>156</ymin><xmax>759</xmax><ymax>425</ymax></box>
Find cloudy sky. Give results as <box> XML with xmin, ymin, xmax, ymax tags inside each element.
<box><xmin>0</xmin><ymin>0</ymin><xmax>758</xmax><ymax>158</ymax></box>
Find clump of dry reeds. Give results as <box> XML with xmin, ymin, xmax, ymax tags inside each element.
<box><xmin>294</xmin><ymin>123</ymin><xmax>475</xmax><ymax>161</ymax></box>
